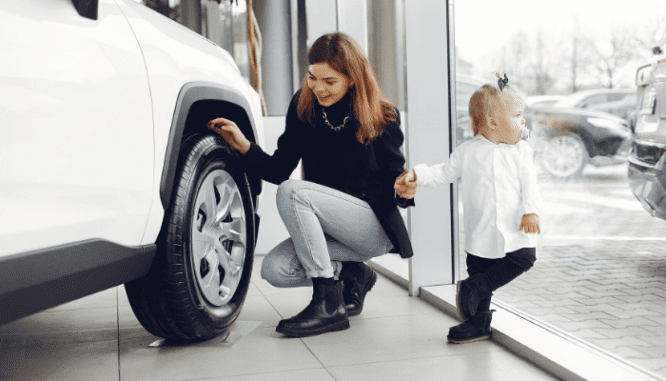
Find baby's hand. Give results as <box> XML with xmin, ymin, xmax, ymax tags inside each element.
<box><xmin>394</xmin><ymin>169</ymin><xmax>417</xmax><ymax>199</ymax></box>
<box><xmin>519</xmin><ymin>214</ymin><xmax>540</xmax><ymax>234</ymax></box>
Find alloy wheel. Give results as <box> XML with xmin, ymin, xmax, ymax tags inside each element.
<box><xmin>191</xmin><ymin>169</ymin><xmax>247</xmax><ymax>306</ymax></box>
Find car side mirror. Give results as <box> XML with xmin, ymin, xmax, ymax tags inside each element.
<box><xmin>71</xmin><ymin>0</ymin><xmax>98</xmax><ymax>20</ymax></box>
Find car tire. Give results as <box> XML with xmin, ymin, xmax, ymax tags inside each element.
<box><xmin>539</xmin><ymin>133</ymin><xmax>589</xmax><ymax>180</ymax></box>
<box><xmin>125</xmin><ymin>133</ymin><xmax>255</xmax><ymax>341</ymax></box>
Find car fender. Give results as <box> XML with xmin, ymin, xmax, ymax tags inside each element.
<box><xmin>159</xmin><ymin>82</ymin><xmax>263</xmax><ymax>211</ymax></box>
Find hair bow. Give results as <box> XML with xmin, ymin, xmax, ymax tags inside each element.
<box><xmin>497</xmin><ymin>73</ymin><xmax>509</xmax><ymax>91</ymax></box>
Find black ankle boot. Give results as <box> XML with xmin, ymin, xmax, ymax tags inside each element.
<box><xmin>447</xmin><ymin>310</ymin><xmax>494</xmax><ymax>344</ymax></box>
<box><xmin>339</xmin><ymin>262</ymin><xmax>377</xmax><ymax>317</ymax></box>
<box><xmin>456</xmin><ymin>274</ymin><xmax>491</xmax><ymax>320</ymax></box>
<box><xmin>276</xmin><ymin>281</ymin><xmax>349</xmax><ymax>337</ymax></box>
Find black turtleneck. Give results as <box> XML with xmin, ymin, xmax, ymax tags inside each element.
<box><xmin>305</xmin><ymin>90</ymin><xmax>361</xmax><ymax>193</ymax></box>
<box><xmin>243</xmin><ymin>89</ymin><xmax>363</xmax><ymax>196</ymax></box>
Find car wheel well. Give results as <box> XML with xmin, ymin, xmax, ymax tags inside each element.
<box><xmin>180</xmin><ymin>99</ymin><xmax>262</xmax><ymax>201</ymax></box>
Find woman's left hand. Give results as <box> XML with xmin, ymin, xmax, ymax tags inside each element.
<box><xmin>394</xmin><ymin>169</ymin><xmax>417</xmax><ymax>199</ymax></box>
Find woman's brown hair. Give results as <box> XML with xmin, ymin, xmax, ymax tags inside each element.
<box><xmin>297</xmin><ymin>32</ymin><xmax>397</xmax><ymax>144</ymax></box>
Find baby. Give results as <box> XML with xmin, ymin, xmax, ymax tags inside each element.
<box><xmin>395</xmin><ymin>73</ymin><xmax>541</xmax><ymax>344</ymax></box>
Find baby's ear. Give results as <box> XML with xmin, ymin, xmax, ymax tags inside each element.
<box><xmin>486</xmin><ymin>117</ymin><xmax>499</xmax><ymax>130</ymax></box>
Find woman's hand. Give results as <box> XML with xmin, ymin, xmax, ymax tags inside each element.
<box><xmin>206</xmin><ymin>118</ymin><xmax>252</xmax><ymax>154</ymax></box>
<box><xmin>519</xmin><ymin>213</ymin><xmax>541</xmax><ymax>234</ymax></box>
<box><xmin>394</xmin><ymin>169</ymin><xmax>417</xmax><ymax>199</ymax></box>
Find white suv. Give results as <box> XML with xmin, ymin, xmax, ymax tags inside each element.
<box><xmin>0</xmin><ymin>0</ymin><xmax>265</xmax><ymax>341</ymax></box>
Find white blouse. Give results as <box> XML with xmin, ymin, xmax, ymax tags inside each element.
<box><xmin>414</xmin><ymin>135</ymin><xmax>541</xmax><ymax>259</ymax></box>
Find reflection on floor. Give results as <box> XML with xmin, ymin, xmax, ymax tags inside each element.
<box><xmin>0</xmin><ymin>255</ymin><xmax>559</xmax><ymax>381</ymax></box>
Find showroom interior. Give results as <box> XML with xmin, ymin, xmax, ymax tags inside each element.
<box><xmin>2</xmin><ymin>0</ymin><xmax>666</xmax><ymax>380</ymax></box>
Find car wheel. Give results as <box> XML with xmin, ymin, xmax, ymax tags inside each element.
<box><xmin>125</xmin><ymin>133</ymin><xmax>255</xmax><ymax>341</ymax></box>
<box><xmin>540</xmin><ymin>133</ymin><xmax>589</xmax><ymax>179</ymax></box>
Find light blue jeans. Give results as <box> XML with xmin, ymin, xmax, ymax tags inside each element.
<box><xmin>261</xmin><ymin>180</ymin><xmax>393</xmax><ymax>288</ymax></box>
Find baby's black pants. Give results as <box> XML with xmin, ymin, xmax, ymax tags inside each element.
<box><xmin>465</xmin><ymin>247</ymin><xmax>536</xmax><ymax>314</ymax></box>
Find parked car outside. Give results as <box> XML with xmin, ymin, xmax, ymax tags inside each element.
<box><xmin>552</xmin><ymin>88</ymin><xmax>638</xmax><ymax>132</ymax></box>
<box><xmin>628</xmin><ymin>45</ymin><xmax>666</xmax><ymax>220</ymax></box>
<box><xmin>0</xmin><ymin>0</ymin><xmax>265</xmax><ymax>342</ymax></box>
<box><xmin>589</xmin><ymin>94</ymin><xmax>638</xmax><ymax>132</ymax></box>
<box><xmin>529</xmin><ymin>102</ymin><xmax>632</xmax><ymax>179</ymax></box>
<box><xmin>524</xmin><ymin>95</ymin><xmax>567</xmax><ymax>132</ymax></box>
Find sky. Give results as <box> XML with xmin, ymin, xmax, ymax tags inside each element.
<box><xmin>454</xmin><ymin>0</ymin><xmax>666</xmax><ymax>88</ymax></box>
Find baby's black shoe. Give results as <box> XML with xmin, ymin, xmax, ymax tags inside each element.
<box><xmin>456</xmin><ymin>274</ymin><xmax>491</xmax><ymax>320</ymax></box>
<box><xmin>447</xmin><ymin>310</ymin><xmax>494</xmax><ymax>344</ymax></box>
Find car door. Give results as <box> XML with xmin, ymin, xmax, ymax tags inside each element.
<box><xmin>0</xmin><ymin>0</ymin><xmax>154</xmax><ymax>255</ymax></box>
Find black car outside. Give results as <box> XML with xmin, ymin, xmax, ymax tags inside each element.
<box><xmin>529</xmin><ymin>105</ymin><xmax>632</xmax><ymax>179</ymax></box>
<box><xmin>554</xmin><ymin>89</ymin><xmax>637</xmax><ymax>130</ymax></box>
<box><xmin>628</xmin><ymin>46</ymin><xmax>666</xmax><ymax>220</ymax></box>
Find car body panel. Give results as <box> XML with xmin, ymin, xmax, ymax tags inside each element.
<box><xmin>0</xmin><ymin>0</ymin><xmax>154</xmax><ymax>256</ymax></box>
<box><xmin>0</xmin><ymin>240</ymin><xmax>156</xmax><ymax>326</ymax></box>
<box><xmin>629</xmin><ymin>47</ymin><xmax>666</xmax><ymax>219</ymax></box>
<box><xmin>115</xmin><ymin>0</ymin><xmax>264</xmax><ymax>245</ymax></box>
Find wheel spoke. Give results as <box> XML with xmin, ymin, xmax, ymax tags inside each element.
<box><xmin>191</xmin><ymin>229</ymin><xmax>213</xmax><ymax>263</ymax></box>
<box><xmin>200</xmin><ymin>250</ymin><xmax>221</xmax><ymax>300</ymax></box>
<box><xmin>220</xmin><ymin>218</ymin><xmax>246</xmax><ymax>246</ymax></box>
<box><xmin>214</xmin><ymin>176</ymin><xmax>233</xmax><ymax>222</ymax></box>
<box><xmin>202</xmin><ymin>178</ymin><xmax>218</xmax><ymax>220</ymax></box>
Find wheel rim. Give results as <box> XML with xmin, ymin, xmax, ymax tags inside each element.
<box><xmin>542</xmin><ymin>135</ymin><xmax>586</xmax><ymax>178</ymax></box>
<box><xmin>191</xmin><ymin>169</ymin><xmax>246</xmax><ymax>306</ymax></box>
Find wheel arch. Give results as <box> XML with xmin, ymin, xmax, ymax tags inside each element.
<box><xmin>160</xmin><ymin>82</ymin><xmax>262</xmax><ymax>210</ymax></box>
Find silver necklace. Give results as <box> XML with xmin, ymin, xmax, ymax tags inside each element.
<box><xmin>322</xmin><ymin>109</ymin><xmax>350</xmax><ymax>132</ymax></box>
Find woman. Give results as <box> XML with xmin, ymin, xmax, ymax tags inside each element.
<box><xmin>206</xmin><ymin>32</ymin><xmax>414</xmax><ymax>337</ymax></box>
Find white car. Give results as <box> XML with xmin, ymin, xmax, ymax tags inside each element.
<box><xmin>0</xmin><ymin>0</ymin><xmax>265</xmax><ymax>341</ymax></box>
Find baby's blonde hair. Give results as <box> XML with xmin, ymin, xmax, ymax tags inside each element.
<box><xmin>469</xmin><ymin>73</ymin><xmax>520</xmax><ymax>136</ymax></box>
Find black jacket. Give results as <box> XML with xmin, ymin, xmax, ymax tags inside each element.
<box><xmin>243</xmin><ymin>91</ymin><xmax>415</xmax><ymax>258</ymax></box>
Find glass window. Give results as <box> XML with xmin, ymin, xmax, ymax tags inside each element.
<box><xmin>455</xmin><ymin>0</ymin><xmax>666</xmax><ymax>377</ymax></box>
<box><xmin>141</xmin><ymin>0</ymin><xmax>251</xmax><ymax>83</ymax></box>
<box><xmin>140</xmin><ymin>0</ymin><xmax>181</xmax><ymax>22</ymax></box>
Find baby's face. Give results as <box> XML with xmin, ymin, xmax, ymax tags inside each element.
<box><xmin>495</xmin><ymin>94</ymin><xmax>525</xmax><ymax>145</ymax></box>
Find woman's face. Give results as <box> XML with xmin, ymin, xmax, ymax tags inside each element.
<box><xmin>307</xmin><ymin>62</ymin><xmax>352</xmax><ymax>107</ymax></box>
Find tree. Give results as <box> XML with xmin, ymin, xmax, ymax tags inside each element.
<box><xmin>527</xmin><ymin>29</ymin><xmax>558</xmax><ymax>95</ymax></box>
<box><xmin>563</xmin><ymin>19</ymin><xmax>596</xmax><ymax>92</ymax></box>
<box><xmin>595</xmin><ymin>27</ymin><xmax>637</xmax><ymax>88</ymax></box>
<box><xmin>634</xmin><ymin>9</ymin><xmax>666</xmax><ymax>60</ymax></box>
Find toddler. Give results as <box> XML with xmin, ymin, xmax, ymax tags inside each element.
<box><xmin>395</xmin><ymin>73</ymin><xmax>541</xmax><ymax>344</ymax></box>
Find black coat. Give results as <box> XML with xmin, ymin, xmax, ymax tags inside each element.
<box><xmin>243</xmin><ymin>91</ymin><xmax>415</xmax><ymax>258</ymax></box>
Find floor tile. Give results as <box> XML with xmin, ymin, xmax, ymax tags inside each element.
<box><xmin>349</xmin><ymin>292</ymin><xmax>444</xmax><ymax>321</ymax></box>
<box><xmin>0</xmin><ymin>307</ymin><xmax>119</xmax><ymax>345</ymax></box>
<box><xmin>327</xmin><ymin>349</ymin><xmax>560</xmax><ymax>381</ymax></box>
<box><xmin>189</xmin><ymin>368</ymin><xmax>335</xmax><ymax>381</ymax></box>
<box><xmin>299</xmin><ymin>313</ymin><xmax>502</xmax><ymax>367</ymax></box>
<box><xmin>119</xmin><ymin>327</ymin><xmax>323</xmax><ymax>380</ymax></box>
<box><xmin>0</xmin><ymin>340</ymin><xmax>119</xmax><ymax>381</ymax></box>
<box><xmin>236</xmin><ymin>291</ymin><xmax>283</xmax><ymax>329</ymax></box>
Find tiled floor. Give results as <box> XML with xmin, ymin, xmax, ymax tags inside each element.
<box><xmin>495</xmin><ymin>241</ymin><xmax>666</xmax><ymax>378</ymax></box>
<box><xmin>0</xmin><ymin>256</ymin><xmax>560</xmax><ymax>381</ymax></box>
